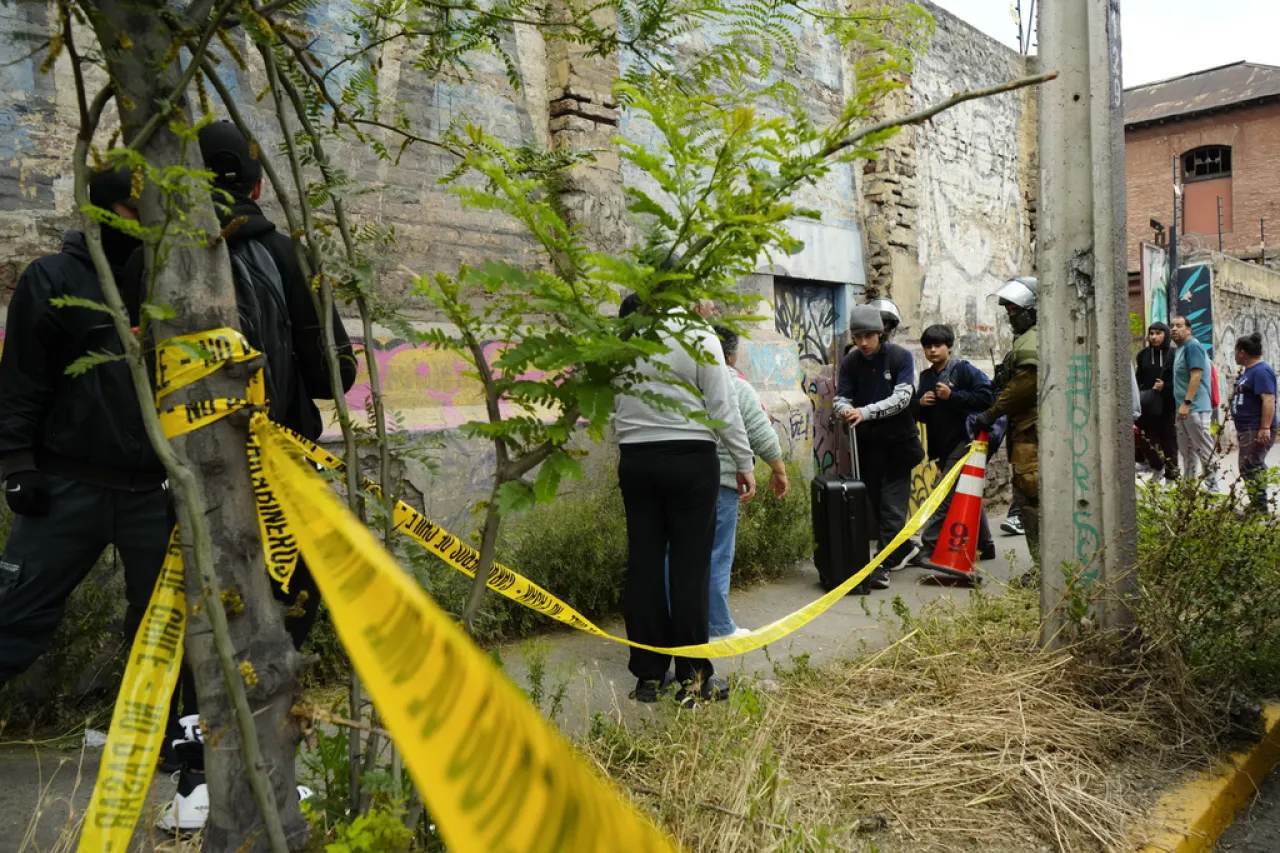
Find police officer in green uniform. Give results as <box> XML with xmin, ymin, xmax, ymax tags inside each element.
<box><xmin>974</xmin><ymin>276</ymin><xmax>1039</xmax><ymax>572</ymax></box>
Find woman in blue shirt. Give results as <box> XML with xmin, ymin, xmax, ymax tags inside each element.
<box><xmin>1231</xmin><ymin>333</ymin><xmax>1276</xmax><ymax>513</ymax></box>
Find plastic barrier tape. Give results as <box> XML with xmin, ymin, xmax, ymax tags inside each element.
<box><xmin>268</xmin><ymin>420</ymin><xmax>974</xmax><ymax>658</ymax></box>
<box><xmin>254</xmin><ymin>415</ymin><xmax>680</xmax><ymax>853</ymax></box>
<box><xmin>156</xmin><ymin>328</ymin><xmax>300</xmax><ymax>591</ymax></box>
<box><xmin>78</xmin><ymin>529</ymin><xmax>186</xmax><ymax>852</ymax></box>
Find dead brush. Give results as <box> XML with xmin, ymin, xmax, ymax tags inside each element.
<box><xmin>587</xmin><ymin>589</ymin><xmax>1224</xmax><ymax>853</ymax></box>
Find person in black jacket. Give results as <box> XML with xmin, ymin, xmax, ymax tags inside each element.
<box><xmin>835</xmin><ymin>304</ymin><xmax>925</xmax><ymax>589</ymax></box>
<box><xmin>0</xmin><ymin>168</ymin><xmax>168</xmax><ymax>688</ymax></box>
<box><xmin>1135</xmin><ymin>321</ymin><xmax>1177</xmax><ymax>480</ymax></box>
<box><xmin>148</xmin><ymin>122</ymin><xmax>360</xmax><ymax>830</ymax></box>
<box><xmin>909</xmin><ymin>324</ymin><xmax>996</xmax><ymax>565</ymax></box>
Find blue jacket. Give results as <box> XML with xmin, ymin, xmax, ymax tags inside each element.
<box><xmin>913</xmin><ymin>358</ymin><xmax>994</xmax><ymax>462</ymax></box>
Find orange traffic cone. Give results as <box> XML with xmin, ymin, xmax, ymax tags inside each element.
<box><xmin>921</xmin><ymin>432</ymin><xmax>990</xmax><ymax>584</ymax></box>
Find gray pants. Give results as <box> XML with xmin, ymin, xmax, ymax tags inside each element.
<box><xmin>920</xmin><ymin>445</ymin><xmax>993</xmax><ymax>555</ymax></box>
<box><xmin>1176</xmin><ymin>411</ymin><xmax>1216</xmax><ymax>487</ymax></box>
<box><xmin>0</xmin><ymin>474</ymin><xmax>171</xmax><ymax>687</ymax></box>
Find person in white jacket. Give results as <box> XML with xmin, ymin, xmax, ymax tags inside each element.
<box><xmin>614</xmin><ymin>294</ymin><xmax>755</xmax><ymax>706</ymax></box>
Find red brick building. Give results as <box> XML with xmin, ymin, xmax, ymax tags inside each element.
<box><xmin>1125</xmin><ymin>62</ymin><xmax>1280</xmax><ymax>273</ymax></box>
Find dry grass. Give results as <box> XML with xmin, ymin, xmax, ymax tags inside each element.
<box><xmin>585</xmin><ymin>589</ymin><xmax>1225</xmax><ymax>853</ymax></box>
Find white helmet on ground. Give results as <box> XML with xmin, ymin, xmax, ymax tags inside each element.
<box><xmin>995</xmin><ymin>276</ymin><xmax>1038</xmax><ymax>310</ymax></box>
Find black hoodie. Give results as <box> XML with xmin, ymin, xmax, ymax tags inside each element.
<box><xmin>213</xmin><ymin>195</ymin><xmax>358</xmax><ymax>439</ymax></box>
<box><xmin>0</xmin><ymin>231</ymin><xmax>164</xmax><ymax>485</ymax></box>
<box><xmin>1135</xmin><ymin>321</ymin><xmax>1175</xmax><ymax>410</ymax></box>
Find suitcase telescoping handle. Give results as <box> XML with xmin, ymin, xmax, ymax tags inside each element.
<box><xmin>848</xmin><ymin>421</ymin><xmax>860</xmax><ymax>480</ymax></box>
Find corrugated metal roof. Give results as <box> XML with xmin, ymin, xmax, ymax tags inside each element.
<box><xmin>1124</xmin><ymin>62</ymin><xmax>1280</xmax><ymax>127</ymax></box>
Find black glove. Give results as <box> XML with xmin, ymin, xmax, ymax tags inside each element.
<box><xmin>5</xmin><ymin>470</ymin><xmax>50</xmax><ymax>517</ymax></box>
<box><xmin>970</xmin><ymin>410</ymin><xmax>997</xmax><ymax>435</ymax></box>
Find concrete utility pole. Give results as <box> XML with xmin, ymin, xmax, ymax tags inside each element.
<box><xmin>1036</xmin><ymin>0</ymin><xmax>1137</xmax><ymax>648</ymax></box>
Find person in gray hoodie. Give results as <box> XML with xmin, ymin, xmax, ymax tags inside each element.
<box><xmin>706</xmin><ymin>328</ymin><xmax>788</xmax><ymax>639</ymax></box>
<box><xmin>615</xmin><ymin>295</ymin><xmax>756</xmax><ymax>706</ymax></box>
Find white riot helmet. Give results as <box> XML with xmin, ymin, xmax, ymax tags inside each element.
<box><xmin>995</xmin><ymin>276</ymin><xmax>1038</xmax><ymax>334</ymax></box>
<box><xmin>866</xmin><ymin>297</ymin><xmax>902</xmax><ymax>334</ymax></box>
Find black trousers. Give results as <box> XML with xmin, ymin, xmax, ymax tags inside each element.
<box><xmin>0</xmin><ymin>475</ymin><xmax>171</xmax><ymax>687</ymax></box>
<box><xmin>619</xmin><ymin>440</ymin><xmax>719</xmax><ymax>684</ymax></box>
<box><xmin>1137</xmin><ymin>411</ymin><xmax>1178</xmax><ymax>476</ymax></box>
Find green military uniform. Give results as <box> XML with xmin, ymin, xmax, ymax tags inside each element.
<box><xmin>987</xmin><ymin>327</ymin><xmax>1039</xmax><ymax>562</ymax></box>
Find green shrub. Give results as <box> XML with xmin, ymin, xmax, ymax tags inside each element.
<box><xmin>1135</xmin><ymin>477</ymin><xmax>1280</xmax><ymax>702</ymax></box>
<box><xmin>417</xmin><ymin>458</ymin><xmax>812</xmax><ymax>644</ymax></box>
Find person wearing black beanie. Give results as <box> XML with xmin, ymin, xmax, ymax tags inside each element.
<box><xmin>0</xmin><ymin>166</ymin><xmax>167</xmax><ymax>701</ymax></box>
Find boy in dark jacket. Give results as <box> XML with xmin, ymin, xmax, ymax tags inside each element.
<box><xmin>835</xmin><ymin>304</ymin><xmax>925</xmax><ymax>589</ymax></box>
<box><xmin>1134</xmin><ymin>321</ymin><xmax>1177</xmax><ymax>480</ymax></box>
<box><xmin>910</xmin><ymin>325</ymin><xmax>995</xmax><ymax>564</ymax></box>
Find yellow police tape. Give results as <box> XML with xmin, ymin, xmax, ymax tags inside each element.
<box><xmin>78</xmin><ymin>530</ymin><xmax>186</xmax><ymax>850</ymax></box>
<box><xmin>254</xmin><ymin>415</ymin><xmax>680</xmax><ymax>853</ymax></box>
<box><xmin>80</xmin><ymin>325</ymin><xmax>976</xmax><ymax>852</ymax></box>
<box><xmin>270</xmin><ymin>421</ymin><xmax>974</xmax><ymax>657</ymax></box>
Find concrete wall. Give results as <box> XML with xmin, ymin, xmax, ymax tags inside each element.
<box><xmin>1207</xmin><ymin>253</ymin><xmax>1280</xmax><ymax>424</ymax></box>
<box><xmin>852</xmin><ymin>0</ymin><xmax>1036</xmax><ymax>360</ymax></box>
<box><xmin>1125</xmin><ymin>102</ymin><xmax>1280</xmax><ymax>273</ymax></box>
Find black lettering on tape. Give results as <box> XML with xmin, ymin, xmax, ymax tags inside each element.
<box><xmin>363</xmin><ymin>597</ymin><xmax>430</xmax><ymax>686</ymax></box>
<box><xmin>118</xmin><ymin>699</ymin><xmax>162</xmax><ymax>735</ymax></box>
<box><xmin>445</xmin><ymin>682</ymin><xmax>518</xmax><ymax>814</ymax></box>
<box><xmin>138</xmin><ymin>604</ymin><xmax>184</xmax><ymax>658</ymax></box>
<box><xmin>523</xmin><ymin>764</ymin><xmax>584</xmax><ymax>853</ymax></box>
<box><xmin>405</xmin><ymin>642</ymin><xmax>464</xmax><ymax>739</ymax></box>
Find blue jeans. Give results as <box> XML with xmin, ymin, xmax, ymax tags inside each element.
<box><xmin>665</xmin><ymin>486</ymin><xmax>741</xmax><ymax>637</ymax></box>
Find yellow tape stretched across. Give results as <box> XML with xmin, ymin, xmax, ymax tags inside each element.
<box><xmin>269</xmin><ymin>420</ymin><xmax>975</xmax><ymax>658</ymax></box>
<box><xmin>254</xmin><ymin>415</ymin><xmax>680</xmax><ymax>853</ymax></box>
<box><xmin>78</xmin><ymin>530</ymin><xmax>185</xmax><ymax>851</ymax></box>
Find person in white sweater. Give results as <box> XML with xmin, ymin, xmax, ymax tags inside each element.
<box><xmin>706</xmin><ymin>327</ymin><xmax>788</xmax><ymax>639</ymax></box>
<box><xmin>614</xmin><ymin>294</ymin><xmax>755</xmax><ymax>706</ymax></box>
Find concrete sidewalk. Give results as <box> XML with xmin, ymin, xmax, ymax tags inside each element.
<box><xmin>1</xmin><ymin>530</ymin><xmax>1033</xmax><ymax>851</ymax></box>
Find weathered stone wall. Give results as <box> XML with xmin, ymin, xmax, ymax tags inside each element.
<box><xmin>1207</xmin><ymin>253</ymin><xmax>1280</xmax><ymax>447</ymax></box>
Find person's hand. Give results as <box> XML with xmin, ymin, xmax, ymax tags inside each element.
<box><xmin>1259</xmin><ymin>427</ymin><xmax>1273</xmax><ymax>447</ymax></box>
<box><xmin>1154</xmin><ymin>379</ymin><xmax>1165</xmax><ymax>392</ymax></box>
<box><xmin>845</xmin><ymin>408</ymin><xmax>865</xmax><ymax>427</ymax></box>
<box><xmin>935</xmin><ymin>383</ymin><xmax>952</xmax><ymax>401</ymax></box>
<box><xmin>919</xmin><ymin>391</ymin><xmax>936</xmax><ymax>408</ymax></box>
<box><xmin>768</xmin><ymin>461</ymin><xmax>789</xmax><ymax>500</ymax></box>
<box><xmin>736</xmin><ymin>471</ymin><xmax>757</xmax><ymax>503</ymax></box>
<box><xmin>5</xmin><ymin>470</ymin><xmax>50</xmax><ymax>517</ymax></box>
<box><xmin>1177</xmin><ymin>402</ymin><xmax>1190</xmax><ymax>421</ymax></box>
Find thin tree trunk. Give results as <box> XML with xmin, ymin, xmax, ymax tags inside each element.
<box><xmin>80</xmin><ymin>2</ymin><xmax>306</xmax><ymax>850</ymax></box>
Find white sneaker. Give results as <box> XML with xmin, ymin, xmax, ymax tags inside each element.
<box><xmin>709</xmin><ymin>627</ymin><xmax>752</xmax><ymax>642</ymax></box>
<box><xmin>156</xmin><ymin>768</ymin><xmax>208</xmax><ymax>834</ymax></box>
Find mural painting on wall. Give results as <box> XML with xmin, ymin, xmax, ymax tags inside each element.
<box><xmin>774</xmin><ymin>282</ymin><xmax>839</xmax><ymax>473</ymax></box>
<box><xmin>318</xmin><ymin>338</ymin><xmax>550</xmax><ymax>438</ymax></box>
<box><xmin>1176</xmin><ymin>264</ymin><xmax>1215</xmax><ymax>358</ymax></box>
<box><xmin>1214</xmin><ymin>291</ymin><xmax>1280</xmax><ymax>407</ymax></box>
<box><xmin>1141</xmin><ymin>242</ymin><xmax>1169</xmax><ymax>326</ymax></box>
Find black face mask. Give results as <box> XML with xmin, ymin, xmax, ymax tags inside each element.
<box><xmin>1009</xmin><ymin>307</ymin><xmax>1036</xmax><ymax>335</ymax></box>
<box><xmin>100</xmin><ymin>227</ymin><xmax>142</xmax><ymax>271</ymax></box>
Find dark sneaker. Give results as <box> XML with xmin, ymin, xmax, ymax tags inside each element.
<box><xmin>629</xmin><ymin>672</ymin><xmax>674</xmax><ymax>703</ymax></box>
<box><xmin>979</xmin><ymin>543</ymin><xmax>996</xmax><ymax>561</ymax></box>
<box><xmin>869</xmin><ymin>567</ymin><xmax>891</xmax><ymax>590</ymax></box>
<box><xmin>907</xmin><ymin>548</ymin><xmax>931</xmax><ymax>568</ymax></box>
<box><xmin>675</xmin><ymin>676</ymin><xmax>730</xmax><ymax>709</ymax></box>
<box><xmin>1001</xmin><ymin>516</ymin><xmax>1025</xmax><ymax>536</ymax></box>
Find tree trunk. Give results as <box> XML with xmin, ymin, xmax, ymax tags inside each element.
<box><xmin>84</xmin><ymin>2</ymin><xmax>307</xmax><ymax>849</ymax></box>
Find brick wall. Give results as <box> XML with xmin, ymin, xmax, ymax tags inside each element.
<box><xmin>1124</xmin><ymin>101</ymin><xmax>1280</xmax><ymax>272</ymax></box>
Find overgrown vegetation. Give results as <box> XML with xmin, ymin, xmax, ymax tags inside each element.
<box><xmin>583</xmin><ymin>587</ymin><xmax>1222</xmax><ymax>853</ymax></box>
<box><xmin>1134</xmin><ymin>474</ymin><xmax>1280</xmax><ymax>707</ymax></box>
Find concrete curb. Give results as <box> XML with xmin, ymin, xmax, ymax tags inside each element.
<box><xmin>1131</xmin><ymin>704</ymin><xmax>1280</xmax><ymax>853</ymax></box>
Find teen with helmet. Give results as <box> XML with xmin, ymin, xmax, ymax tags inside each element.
<box><xmin>834</xmin><ymin>304</ymin><xmax>925</xmax><ymax>588</ymax></box>
<box><xmin>973</xmin><ymin>276</ymin><xmax>1040</xmax><ymax>573</ymax></box>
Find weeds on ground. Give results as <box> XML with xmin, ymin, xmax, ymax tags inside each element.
<box><xmin>582</xmin><ymin>586</ymin><xmax>1216</xmax><ymax>853</ymax></box>
<box><xmin>1134</xmin><ymin>474</ymin><xmax>1280</xmax><ymax>710</ymax></box>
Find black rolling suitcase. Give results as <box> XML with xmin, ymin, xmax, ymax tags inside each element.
<box><xmin>810</xmin><ymin>426</ymin><xmax>872</xmax><ymax>594</ymax></box>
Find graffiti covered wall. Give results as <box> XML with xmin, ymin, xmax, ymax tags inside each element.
<box><xmin>1209</xmin><ymin>254</ymin><xmax>1280</xmax><ymax>426</ymax></box>
<box><xmin>1141</xmin><ymin>242</ymin><xmax>1170</xmax><ymax>326</ymax></box>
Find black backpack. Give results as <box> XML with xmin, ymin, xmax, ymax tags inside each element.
<box><xmin>227</xmin><ymin>239</ymin><xmax>297</xmax><ymax>423</ymax></box>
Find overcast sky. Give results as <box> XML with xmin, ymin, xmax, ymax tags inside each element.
<box><xmin>928</xmin><ymin>0</ymin><xmax>1280</xmax><ymax>87</ymax></box>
